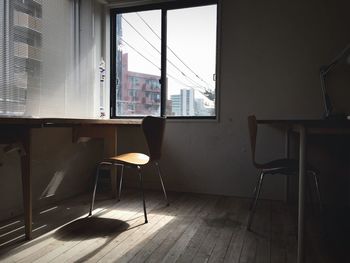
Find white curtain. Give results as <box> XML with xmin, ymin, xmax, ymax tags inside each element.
<box><xmin>0</xmin><ymin>0</ymin><xmax>102</xmax><ymax>118</ymax></box>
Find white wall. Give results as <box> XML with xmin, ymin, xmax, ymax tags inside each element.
<box><xmin>118</xmin><ymin>0</ymin><xmax>350</xmax><ymax>200</ymax></box>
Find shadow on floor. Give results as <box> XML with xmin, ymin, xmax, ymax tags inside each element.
<box><xmin>54</xmin><ymin>217</ymin><xmax>130</xmax><ymax>241</ymax></box>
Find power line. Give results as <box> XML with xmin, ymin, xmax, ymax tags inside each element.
<box><xmin>122</xmin><ymin>16</ymin><xmax>160</xmax><ymax>55</ymax></box>
<box><xmin>136</xmin><ymin>12</ymin><xmax>215</xmax><ymax>91</ymax></box>
<box><xmin>120</xmin><ymin>38</ymin><xmax>193</xmax><ymax>89</ymax></box>
<box><xmin>120</xmin><ymin>38</ymin><xmax>188</xmax><ymax>87</ymax></box>
<box><xmin>120</xmin><ymin>38</ymin><xmax>160</xmax><ymax>71</ymax></box>
<box><xmin>120</xmin><ymin>37</ymin><xmax>210</xmax><ymax>97</ymax></box>
<box><xmin>122</xmin><ymin>15</ymin><xmax>206</xmax><ymax>92</ymax></box>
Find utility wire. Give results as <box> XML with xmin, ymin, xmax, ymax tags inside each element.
<box><xmin>120</xmin><ymin>38</ymin><xmax>160</xmax><ymax>71</ymax></box>
<box><xmin>120</xmin><ymin>38</ymin><xmax>191</xmax><ymax>88</ymax></box>
<box><xmin>136</xmin><ymin>12</ymin><xmax>215</xmax><ymax>91</ymax></box>
<box><xmin>120</xmin><ymin>37</ymin><xmax>210</xmax><ymax>97</ymax></box>
<box><xmin>121</xmin><ymin>17</ymin><xmax>160</xmax><ymax>56</ymax></box>
<box><xmin>122</xmin><ymin>16</ymin><xmax>206</xmax><ymax>91</ymax></box>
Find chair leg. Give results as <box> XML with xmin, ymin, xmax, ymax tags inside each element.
<box><xmin>305</xmin><ymin>173</ymin><xmax>313</xmax><ymax>210</ymax></box>
<box><xmin>247</xmin><ymin>171</ymin><xmax>265</xmax><ymax>230</ymax></box>
<box><xmin>250</xmin><ymin>170</ymin><xmax>262</xmax><ymax>210</ymax></box>
<box><xmin>89</xmin><ymin>164</ymin><xmax>102</xmax><ymax>216</ymax></box>
<box><xmin>138</xmin><ymin>166</ymin><xmax>148</xmax><ymax>223</ymax></box>
<box><xmin>155</xmin><ymin>162</ymin><xmax>169</xmax><ymax>206</ymax></box>
<box><xmin>313</xmin><ymin>172</ymin><xmax>322</xmax><ymax>213</ymax></box>
<box><xmin>118</xmin><ymin>164</ymin><xmax>124</xmax><ymax>201</ymax></box>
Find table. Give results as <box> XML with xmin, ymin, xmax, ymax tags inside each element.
<box><xmin>0</xmin><ymin>117</ymin><xmax>141</xmax><ymax>240</ymax></box>
<box><xmin>257</xmin><ymin>118</ymin><xmax>350</xmax><ymax>263</ymax></box>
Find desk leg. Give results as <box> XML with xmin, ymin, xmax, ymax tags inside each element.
<box><xmin>285</xmin><ymin>128</ymin><xmax>291</xmax><ymax>203</ymax></box>
<box><xmin>285</xmin><ymin>128</ymin><xmax>290</xmax><ymax>159</ymax></box>
<box><xmin>20</xmin><ymin>129</ymin><xmax>32</xmax><ymax>240</ymax></box>
<box><xmin>104</xmin><ymin>127</ymin><xmax>118</xmax><ymax>198</ymax></box>
<box><xmin>73</xmin><ymin>126</ymin><xmax>118</xmax><ymax>198</ymax></box>
<box><xmin>297</xmin><ymin>126</ymin><xmax>306</xmax><ymax>263</ymax></box>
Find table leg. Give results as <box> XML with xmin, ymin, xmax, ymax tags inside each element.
<box><xmin>20</xmin><ymin>128</ymin><xmax>32</xmax><ymax>240</ymax></box>
<box><xmin>285</xmin><ymin>128</ymin><xmax>291</xmax><ymax>202</ymax></box>
<box><xmin>72</xmin><ymin>126</ymin><xmax>118</xmax><ymax>198</ymax></box>
<box><xmin>297</xmin><ymin>126</ymin><xmax>307</xmax><ymax>263</ymax></box>
<box><xmin>104</xmin><ymin>127</ymin><xmax>118</xmax><ymax>198</ymax></box>
<box><xmin>285</xmin><ymin>128</ymin><xmax>291</xmax><ymax>158</ymax></box>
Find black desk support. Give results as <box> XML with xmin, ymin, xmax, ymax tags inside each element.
<box><xmin>257</xmin><ymin>118</ymin><xmax>350</xmax><ymax>263</ymax></box>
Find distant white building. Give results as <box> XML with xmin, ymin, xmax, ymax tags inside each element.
<box><xmin>195</xmin><ymin>98</ymin><xmax>205</xmax><ymax>115</ymax></box>
<box><xmin>171</xmin><ymin>88</ymin><xmax>195</xmax><ymax>116</ymax></box>
<box><xmin>170</xmin><ymin>94</ymin><xmax>181</xmax><ymax>116</ymax></box>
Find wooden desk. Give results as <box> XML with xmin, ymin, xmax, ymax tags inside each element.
<box><xmin>257</xmin><ymin>118</ymin><xmax>350</xmax><ymax>263</ymax></box>
<box><xmin>0</xmin><ymin>117</ymin><xmax>141</xmax><ymax>240</ymax></box>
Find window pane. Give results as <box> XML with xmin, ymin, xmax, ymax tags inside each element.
<box><xmin>115</xmin><ymin>10</ymin><xmax>161</xmax><ymax>117</ymax></box>
<box><xmin>0</xmin><ymin>0</ymin><xmax>97</xmax><ymax>118</ymax></box>
<box><xmin>0</xmin><ymin>0</ymin><xmax>43</xmax><ymax>116</ymax></box>
<box><xmin>166</xmin><ymin>5</ymin><xmax>217</xmax><ymax>117</ymax></box>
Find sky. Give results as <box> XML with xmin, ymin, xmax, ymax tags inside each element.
<box><xmin>117</xmin><ymin>4</ymin><xmax>217</xmax><ymax>104</ymax></box>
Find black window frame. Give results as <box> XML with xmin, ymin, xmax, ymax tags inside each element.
<box><xmin>110</xmin><ymin>0</ymin><xmax>219</xmax><ymax>119</ymax></box>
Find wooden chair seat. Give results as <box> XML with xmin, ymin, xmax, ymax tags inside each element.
<box><xmin>109</xmin><ymin>153</ymin><xmax>150</xmax><ymax>166</ymax></box>
<box><xmin>256</xmin><ymin>158</ymin><xmax>319</xmax><ymax>175</ymax></box>
<box><xmin>89</xmin><ymin>116</ymin><xmax>169</xmax><ymax>224</ymax></box>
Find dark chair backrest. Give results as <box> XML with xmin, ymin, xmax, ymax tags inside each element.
<box><xmin>247</xmin><ymin>115</ymin><xmax>258</xmax><ymax>166</ymax></box>
<box><xmin>142</xmin><ymin>116</ymin><xmax>166</xmax><ymax>161</ymax></box>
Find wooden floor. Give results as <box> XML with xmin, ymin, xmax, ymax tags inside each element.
<box><xmin>0</xmin><ymin>190</ymin><xmax>335</xmax><ymax>263</ymax></box>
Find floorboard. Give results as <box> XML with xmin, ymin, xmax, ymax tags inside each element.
<box><xmin>0</xmin><ymin>190</ymin><xmax>333</xmax><ymax>263</ymax></box>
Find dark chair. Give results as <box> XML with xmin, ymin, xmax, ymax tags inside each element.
<box><xmin>89</xmin><ymin>116</ymin><xmax>169</xmax><ymax>223</ymax></box>
<box><xmin>247</xmin><ymin>115</ymin><xmax>321</xmax><ymax>230</ymax></box>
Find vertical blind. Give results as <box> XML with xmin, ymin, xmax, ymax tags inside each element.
<box><xmin>0</xmin><ymin>0</ymin><xmax>100</xmax><ymax>118</ymax></box>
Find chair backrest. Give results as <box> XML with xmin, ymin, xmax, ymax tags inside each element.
<box><xmin>142</xmin><ymin>116</ymin><xmax>166</xmax><ymax>161</ymax></box>
<box><xmin>247</xmin><ymin>115</ymin><xmax>257</xmax><ymax>165</ymax></box>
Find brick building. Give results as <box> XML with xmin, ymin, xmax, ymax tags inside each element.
<box><xmin>117</xmin><ymin>53</ymin><xmax>161</xmax><ymax>116</ymax></box>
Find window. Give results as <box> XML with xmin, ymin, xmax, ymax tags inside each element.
<box><xmin>110</xmin><ymin>0</ymin><xmax>218</xmax><ymax>118</ymax></box>
<box><xmin>0</xmin><ymin>0</ymin><xmax>98</xmax><ymax>118</ymax></box>
<box><xmin>129</xmin><ymin>89</ymin><xmax>138</xmax><ymax>97</ymax></box>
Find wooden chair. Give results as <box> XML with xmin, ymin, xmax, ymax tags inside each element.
<box><xmin>247</xmin><ymin>115</ymin><xmax>321</xmax><ymax>230</ymax></box>
<box><xmin>89</xmin><ymin>116</ymin><xmax>169</xmax><ymax>223</ymax></box>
